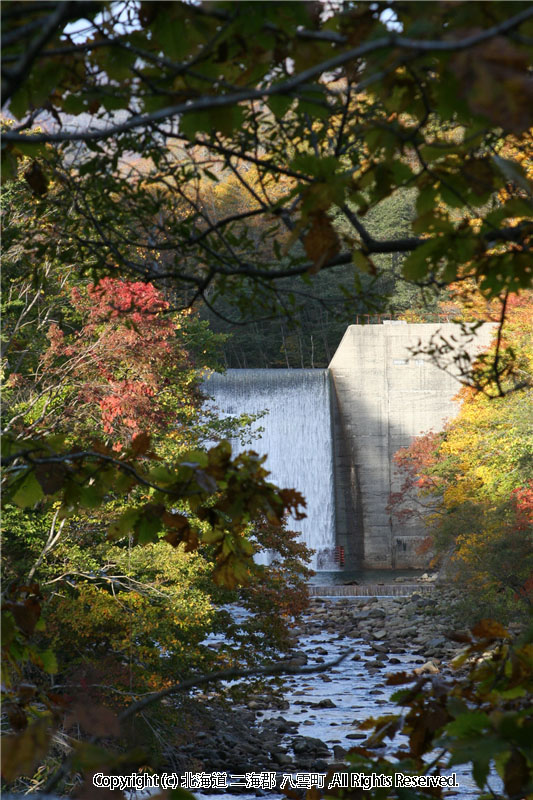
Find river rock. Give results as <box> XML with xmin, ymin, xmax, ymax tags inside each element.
<box><xmin>414</xmin><ymin>660</ymin><xmax>440</xmax><ymax>675</ymax></box>
<box><xmin>292</xmin><ymin>736</ymin><xmax>330</xmax><ymax>756</ymax></box>
<box><xmin>311</xmin><ymin>698</ymin><xmax>337</xmax><ymax>708</ymax></box>
<box><xmin>162</xmin><ymin>587</ymin><xmax>468</xmax><ymax>790</ymax></box>
<box><xmin>274</xmin><ymin>753</ymin><xmax>293</xmax><ymax>766</ymax></box>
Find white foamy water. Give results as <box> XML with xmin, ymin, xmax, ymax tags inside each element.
<box><xmin>203</xmin><ymin>369</ymin><xmax>337</xmax><ymax>571</ymax></box>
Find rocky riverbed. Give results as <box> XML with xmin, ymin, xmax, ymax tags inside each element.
<box><xmin>166</xmin><ymin>588</ymin><xmax>472</xmax><ymax>797</ymax></box>
<box><xmin>5</xmin><ymin>589</ymin><xmax>477</xmax><ymax>800</ymax></box>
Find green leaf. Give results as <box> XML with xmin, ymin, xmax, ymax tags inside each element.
<box><xmin>485</xmin><ymin>198</ymin><xmax>533</xmax><ymax>227</ymax></box>
<box><xmin>291</xmin><ymin>153</ymin><xmax>339</xmax><ymax>181</ymax></box>
<box><xmin>267</xmin><ymin>93</ymin><xmax>293</xmax><ymax>119</ymax></box>
<box><xmin>181</xmin><ymin>449</ymin><xmax>209</xmax><ymax>468</ymax></box>
<box><xmin>151</xmin><ymin>13</ymin><xmax>193</xmax><ymax>61</ymax></box>
<box><xmin>108</xmin><ymin>508</ymin><xmax>141</xmax><ymax>540</ymax></box>
<box><xmin>12</xmin><ymin>471</ymin><xmax>45</xmax><ymax>508</ymax></box>
<box><xmin>149</xmin><ymin>465</ymin><xmax>179</xmax><ymax>484</ymax></box>
<box><xmin>391</xmin><ymin>161</ymin><xmax>415</xmax><ymax>184</ymax></box>
<box><xmin>39</xmin><ymin>648</ymin><xmax>58</xmax><ymax>674</ymax></box>
<box><xmin>1</xmin><ymin>612</ymin><xmax>17</xmax><ymax>648</ymax></box>
<box><xmin>298</xmin><ymin>95</ymin><xmax>330</xmax><ymax>120</ymax></box>
<box><xmin>416</xmin><ymin>186</ymin><xmax>439</xmax><ymax>215</ymax></box>
<box><xmin>179</xmin><ymin>110</ymin><xmax>212</xmax><ymax>139</ymax></box>
<box><xmin>390</xmin><ymin>688</ymin><xmax>413</xmax><ymax>703</ymax></box>
<box><xmin>78</xmin><ymin>484</ymin><xmax>104</xmax><ymax>509</ymax></box>
<box><xmin>445</xmin><ymin>711</ymin><xmax>490</xmax><ymax>737</ymax></box>
<box><xmin>202</xmin><ymin>168</ymin><xmax>219</xmax><ymax>182</ymax></box>
<box><xmin>62</xmin><ymin>94</ymin><xmax>87</xmax><ymax>114</ymax></box>
<box><xmin>472</xmin><ymin>756</ymin><xmax>491</xmax><ymax>788</ymax></box>
<box><xmin>353</xmin><ymin>250</ymin><xmax>373</xmax><ymax>273</ymax></box>
<box><xmin>440</xmin><ymin>183</ymin><xmax>468</xmax><ymax>209</ymax></box>
<box><xmin>135</xmin><ymin>513</ymin><xmax>162</xmax><ymax>545</ymax></box>
<box><xmin>1</xmin><ymin>147</ymin><xmax>19</xmax><ymax>184</ymax></box>
<box><xmin>446</xmin><ymin>735</ymin><xmax>504</xmax><ymax>776</ymax></box>
<box><xmin>13</xmin><ymin>139</ymin><xmax>46</xmax><ymax>159</ymax></box>
<box><xmin>447</xmin><ymin>697</ymin><xmax>469</xmax><ymax>717</ymax></box>
<box><xmin>101</xmin><ymin>93</ymin><xmax>128</xmax><ymax>111</ymax></box>
<box><xmin>386</xmin><ymin>85</ymin><xmax>409</xmax><ymax>113</ymax></box>
<box><xmin>402</xmin><ymin>239</ymin><xmax>442</xmax><ymax>281</ymax></box>
<box><xmin>201</xmin><ymin>527</ymin><xmax>224</xmax><ymax>545</ymax></box>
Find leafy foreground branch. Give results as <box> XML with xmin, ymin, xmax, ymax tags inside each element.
<box><xmin>2</xmin><ymin>1</ymin><xmax>532</xmax><ymax>342</ymax></box>
<box><xmin>1</xmin><ymin>434</ymin><xmax>305</xmax><ymax>587</ymax></box>
<box><xmin>12</xmin><ymin>648</ymin><xmax>352</xmax><ymax>795</ymax></box>
<box><xmin>0</xmin><ymin>269</ymin><xmax>312</xmax><ymax>794</ymax></box>
<box><xmin>118</xmin><ymin>649</ymin><xmax>352</xmax><ymax>724</ymax></box>
<box><xmin>3</xmin><ymin>592</ymin><xmax>532</xmax><ymax>800</ymax></box>
<box><xmin>309</xmin><ymin>619</ymin><xmax>533</xmax><ymax>800</ymax></box>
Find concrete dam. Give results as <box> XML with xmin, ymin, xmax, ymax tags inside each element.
<box><xmin>205</xmin><ymin>322</ymin><xmax>495</xmax><ymax>572</ymax></box>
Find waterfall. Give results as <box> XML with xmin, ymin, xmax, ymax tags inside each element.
<box><xmin>203</xmin><ymin>369</ymin><xmax>338</xmax><ymax>571</ymax></box>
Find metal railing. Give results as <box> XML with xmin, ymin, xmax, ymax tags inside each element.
<box><xmin>354</xmin><ymin>314</ymin><xmax>455</xmax><ymax>325</ymax></box>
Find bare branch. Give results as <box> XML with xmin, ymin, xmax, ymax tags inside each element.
<box><xmin>119</xmin><ymin>648</ymin><xmax>353</xmax><ymax>722</ymax></box>
<box><xmin>27</xmin><ymin>507</ymin><xmax>65</xmax><ymax>582</ymax></box>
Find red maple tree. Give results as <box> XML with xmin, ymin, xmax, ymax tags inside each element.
<box><xmin>39</xmin><ymin>279</ymin><xmax>197</xmax><ymax>449</ymax></box>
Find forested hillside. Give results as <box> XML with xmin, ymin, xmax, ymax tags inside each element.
<box><xmin>206</xmin><ymin>190</ymin><xmax>427</xmax><ymax>367</ymax></box>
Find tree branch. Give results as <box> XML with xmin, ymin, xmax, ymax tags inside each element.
<box><xmin>4</xmin><ymin>6</ymin><xmax>533</xmax><ymax>144</ymax></box>
<box><xmin>119</xmin><ymin>648</ymin><xmax>353</xmax><ymax>722</ymax></box>
<box><xmin>1</xmin><ymin>449</ymin><xmax>184</xmax><ymax>497</ymax></box>
<box><xmin>2</xmin><ymin>2</ymin><xmax>101</xmax><ymax>103</ymax></box>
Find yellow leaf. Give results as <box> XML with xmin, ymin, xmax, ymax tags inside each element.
<box><xmin>1</xmin><ymin>719</ymin><xmax>52</xmax><ymax>782</ymax></box>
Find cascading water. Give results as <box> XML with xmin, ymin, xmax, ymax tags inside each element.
<box><xmin>203</xmin><ymin>369</ymin><xmax>338</xmax><ymax>571</ymax></box>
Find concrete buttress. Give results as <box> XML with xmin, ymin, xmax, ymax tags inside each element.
<box><xmin>329</xmin><ymin>322</ymin><xmax>496</xmax><ymax>569</ymax></box>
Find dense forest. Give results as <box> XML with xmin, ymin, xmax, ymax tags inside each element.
<box><xmin>205</xmin><ymin>189</ymin><xmax>425</xmax><ymax>368</ymax></box>
<box><xmin>1</xmin><ymin>2</ymin><xmax>533</xmax><ymax>798</ymax></box>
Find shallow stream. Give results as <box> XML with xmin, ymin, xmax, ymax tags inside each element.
<box><xmin>167</xmin><ymin>599</ymin><xmax>482</xmax><ymax>800</ymax></box>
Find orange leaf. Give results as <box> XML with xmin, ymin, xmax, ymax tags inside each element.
<box><xmin>130</xmin><ymin>431</ymin><xmax>151</xmax><ymax>456</ymax></box>
<box><xmin>471</xmin><ymin>619</ymin><xmax>509</xmax><ymax>640</ymax></box>
<box><xmin>24</xmin><ymin>161</ymin><xmax>48</xmax><ymax>196</ymax></box>
<box><xmin>303</xmin><ymin>211</ymin><xmax>341</xmax><ymax>273</ymax></box>
<box><xmin>450</xmin><ymin>37</ymin><xmax>533</xmax><ymax>133</ymax></box>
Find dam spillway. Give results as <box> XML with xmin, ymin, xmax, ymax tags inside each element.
<box><xmin>203</xmin><ymin>369</ymin><xmax>337</xmax><ymax>571</ymax></box>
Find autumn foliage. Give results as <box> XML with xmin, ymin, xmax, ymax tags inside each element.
<box><xmin>391</xmin><ymin>293</ymin><xmax>533</xmax><ymax>616</ymax></box>
<box><xmin>37</xmin><ymin>278</ymin><xmax>194</xmax><ymax>447</ymax></box>
<box><xmin>2</xmin><ymin>0</ymin><xmax>533</xmax><ymax>793</ymax></box>
<box><xmin>1</xmin><ymin>271</ymin><xmax>310</xmax><ymax>791</ymax></box>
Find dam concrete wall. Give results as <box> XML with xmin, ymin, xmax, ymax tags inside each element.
<box><xmin>329</xmin><ymin>322</ymin><xmax>496</xmax><ymax>569</ymax></box>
